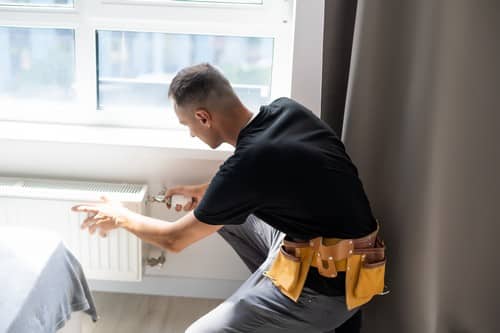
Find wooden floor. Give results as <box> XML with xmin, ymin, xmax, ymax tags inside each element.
<box><xmin>60</xmin><ymin>292</ymin><xmax>222</xmax><ymax>333</ymax></box>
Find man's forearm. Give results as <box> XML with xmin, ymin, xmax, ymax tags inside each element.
<box><xmin>118</xmin><ymin>209</ymin><xmax>221</xmax><ymax>253</ymax></box>
<box><xmin>120</xmin><ymin>211</ymin><xmax>178</xmax><ymax>251</ymax></box>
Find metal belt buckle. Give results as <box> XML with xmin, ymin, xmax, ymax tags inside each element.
<box><xmin>379</xmin><ymin>284</ymin><xmax>391</xmax><ymax>296</ymax></box>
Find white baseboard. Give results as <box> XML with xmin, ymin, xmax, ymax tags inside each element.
<box><xmin>88</xmin><ymin>275</ymin><xmax>244</xmax><ymax>300</ymax></box>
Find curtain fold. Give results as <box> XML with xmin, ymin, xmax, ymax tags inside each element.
<box><xmin>322</xmin><ymin>0</ymin><xmax>500</xmax><ymax>332</ymax></box>
<box><xmin>320</xmin><ymin>0</ymin><xmax>358</xmax><ymax>137</ymax></box>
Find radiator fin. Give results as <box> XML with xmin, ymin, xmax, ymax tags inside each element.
<box><xmin>21</xmin><ymin>180</ymin><xmax>144</xmax><ymax>194</ymax></box>
<box><xmin>0</xmin><ymin>178</ymin><xmax>21</xmax><ymax>187</ymax></box>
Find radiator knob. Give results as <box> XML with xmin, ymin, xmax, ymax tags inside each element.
<box><xmin>145</xmin><ymin>251</ymin><xmax>166</xmax><ymax>268</ymax></box>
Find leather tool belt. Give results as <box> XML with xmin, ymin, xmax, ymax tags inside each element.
<box><xmin>263</xmin><ymin>224</ymin><xmax>387</xmax><ymax>310</ymax></box>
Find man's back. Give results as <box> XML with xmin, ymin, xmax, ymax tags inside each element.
<box><xmin>195</xmin><ymin>97</ymin><xmax>377</xmax><ymax>240</ymax></box>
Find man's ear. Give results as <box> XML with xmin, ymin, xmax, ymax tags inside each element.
<box><xmin>194</xmin><ymin>109</ymin><xmax>212</xmax><ymax>128</ymax></box>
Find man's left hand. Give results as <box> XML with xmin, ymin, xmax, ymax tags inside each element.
<box><xmin>71</xmin><ymin>196</ymin><xmax>131</xmax><ymax>237</ymax></box>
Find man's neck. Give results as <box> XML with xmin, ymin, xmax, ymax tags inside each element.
<box><xmin>222</xmin><ymin>106</ymin><xmax>253</xmax><ymax>147</ymax></box>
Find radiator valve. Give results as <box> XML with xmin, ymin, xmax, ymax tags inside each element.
<box><xmin>145</xmin><ymin>250</ymin><xmax>166</xmax><ymax>268</ymax></box>
<box><xmin>147</xmin><ymin>189</ymin><xmax>190</xmax><ymax>208</ymax></box>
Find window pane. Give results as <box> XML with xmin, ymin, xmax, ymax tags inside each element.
<box><xmin>0</xmin><ymin>27</ymin><xmax>75</xmax><ymax>105</ymax></box>
<box><xmin>96</xmin><ymin>31</ymin><xmax>273</xmax><ymax>112</ymax></box>
<box><xmin>0</xmin><ymin>0</ymin><xmax>73</xmax><ymax>7</ymax></box>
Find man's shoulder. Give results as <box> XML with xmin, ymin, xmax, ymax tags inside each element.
<box><xmin>229</xmin><ymin>140</ymin><xmax>284</xmax><ymax>171</ymax></box>
<box><xmin>265</xmin><ymin>97</ymin><xmax>317</xmax><ymax>122</ymax></box>
<box><xmin>236</xmin><ymin>141</ymin><xmax>276</xmax><ymax>159</ymax></box>
<box><xmin>268</xmin><ymin>97</ymin><xmax>302</xmax><ymax>110</ymax></box>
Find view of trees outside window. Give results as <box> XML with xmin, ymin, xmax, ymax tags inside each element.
<box><xmin>97</xmin><ymin>31</ymin><xmax>274</xmax><ymax>112</ymax></box>
<box><xmin>0</xmin><ymin>0</ymin><xmax>73</xmax><ymax>6</ymax></box>
<box><xmin>0</xmin><ymin>1</ymin><xmax>275</xmax><ymax>116</ymax></box>
<box><xmin>0</xmin><ymin>27</ymin><xmax>75</xmax><ymax>104</ymax></box>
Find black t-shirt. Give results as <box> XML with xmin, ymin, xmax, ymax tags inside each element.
<box><xmin>194</xmin><ymin>97</ymin><xmax>377</xmax><ymax>296</ymax></box>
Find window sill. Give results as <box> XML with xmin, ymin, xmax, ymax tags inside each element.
<box><xmin>0</xmin><ymin>121</ymin><xmax>233</xmax><ymax>160</ymax></box>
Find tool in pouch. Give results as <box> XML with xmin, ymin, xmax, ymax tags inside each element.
<box><xmin>264</xmin><ymin>223</ymin><xmax>388</xmax><ymax>310</ymax></box>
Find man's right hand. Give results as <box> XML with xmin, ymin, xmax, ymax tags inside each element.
<box><xmin>164</xmin><ymin>183</ymin><xmax>209</xmax><ymax>212</ymax></box>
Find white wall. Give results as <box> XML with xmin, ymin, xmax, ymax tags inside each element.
<box><xmin>0</xmin><ymin>1</ymin><xmax>325</xmax><ymax>299</ymax></box>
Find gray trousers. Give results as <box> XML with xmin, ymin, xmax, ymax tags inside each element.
<box><xmin>186</xmin><ymin>215</ymin><xmax>360</xmax><ymax>333</ymax></box>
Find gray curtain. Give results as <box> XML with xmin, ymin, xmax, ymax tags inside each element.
<box><xmin>321</xmin><ymin>0</ymin><xmax>358</xmax><ymax>137</ymax></box>
<box><xmin>323</xmin><ymin>0</ymin><xmax>500</xmax><ymax>332</ymax></box>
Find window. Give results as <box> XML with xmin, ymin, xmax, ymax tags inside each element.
<box><xmin>0</xmin><ymin>0</ymin><xmax>293</xmax><ymax>129</ymax></box>
<box><xmin>0</xmin><ymin>27</ymin><xmax>75</xmax><ymax>106</ymax></box>
<box><xmin>96</xmin><ymin>31</ymin><xmax>273</xmax><ymax>112</ymax></box>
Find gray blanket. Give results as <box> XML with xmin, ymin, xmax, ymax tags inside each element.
<box><xmin>0</xmin><ymin>226</ymin><xmax>97</xmax><ymax>333</ymax></box>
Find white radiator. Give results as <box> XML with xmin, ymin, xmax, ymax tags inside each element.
<box><xmin>0</xmin><ymin>177</ymin><xmax>147</xmax><ymax>282</ymax></box>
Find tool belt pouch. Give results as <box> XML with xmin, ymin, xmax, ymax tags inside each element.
<box><xmin>346</xmin><ymin>236</ymin><xmax>386</xmax><ymax>310</ymax></box>
<box><xmin>264</xmin><ymin>242</ymin><xmax>313</xmax><ymax>302</ymax></box>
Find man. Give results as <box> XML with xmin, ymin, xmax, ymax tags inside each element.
<box><xmin>72</xmin><ymin>63</ymin><xmax>384</xmax><ymax>332</ymax></box>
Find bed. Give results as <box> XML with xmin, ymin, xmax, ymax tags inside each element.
<box><xmin>0</xmin><ymin>226</ymin><xmax>97</xmax><ymax>333</ymax></box>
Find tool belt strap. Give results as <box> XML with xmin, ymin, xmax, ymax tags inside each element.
<box><xmin>264</xmin><ymin>222</ymin><xmax>387</xmax><ymax>310</ymax></box>
<box><xmin>283</xmin><ymin>224</ymin><xmax>380</xmax><ymax>278</ymax></box>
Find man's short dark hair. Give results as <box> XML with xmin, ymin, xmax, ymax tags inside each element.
<box><xmin>168</xmin><ymin>63</ymin><xmax>237</xmax><ymax>109</ymax></box>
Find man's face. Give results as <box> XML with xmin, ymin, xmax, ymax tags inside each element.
<box><xmin>174</xmin><ymin>102</ymin><xmax>221</xmax><ymax>149</ymax></box>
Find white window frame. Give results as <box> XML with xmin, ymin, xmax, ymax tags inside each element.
<box><xmin>0</xmin><ymin>0</ymin><xmax>294</xmax><ymax>130</ymax></box>
<box><xmin>102</xmin><ymin>0</ymin><xmax>264</xmax><ymax>8</ymax></box>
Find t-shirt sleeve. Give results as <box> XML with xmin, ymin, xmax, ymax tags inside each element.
<box><xmin>194</xmin><ymin>153</ymin><xmax>260</xmax><ymax>225</ymax></box>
